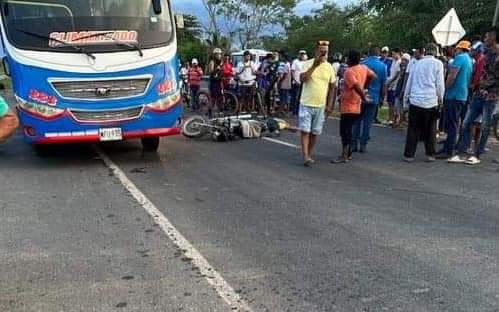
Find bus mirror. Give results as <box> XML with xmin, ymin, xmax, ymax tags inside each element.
<box><xmin>152</xmin><ymin>0</ymin><xmax>162</xmax><ymax>15</ymax></box>
<box><xmin>2</xmin><ymin>57</ymin><xmax>10</xmax><ymax>77</ymax></box>
<box><xmin>175</xmin><ymin>14</ymin><xmax>184</xmax><ymax>29</ymax></box>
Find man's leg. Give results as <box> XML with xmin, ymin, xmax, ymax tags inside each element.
<box><xmin>477</xmin><ymin>99</ymin><xmax>496</xmax><ymax>158</ymax></box>
<box><xmin>458</xmin><ymin>97</ymin><xmax>482</xmax><ymax>155</ymax></box>
<box><xmin>301</xmin><ymin>132</ymin><xmax>311</xmax><ymax>161</ymax></box>
<box><xmin>443</xmin><ymin>100</ymin><xmax>462</xmax><ymax>156</ymax></box>
<box><xmin>0</xmin><ymin>110</ymin><xmax>19</xmax><ymax>143</ymax></box>
<box><xmin>308</xmin><ymin>107</ymin><xmax>325</xmax><ymax>159</ymax></box>
<box><xmin>404</xmin><ymin>105</ymin><xmax>421</xmax><ymax>158</ymax></box>
<box><xmin>298</xmin><ymin>105</ymin><xmax>313</xmax><ymax>164</ymax></box>
<box><xmin>422</xmin><ymin>107</ymin><xmax>438</xmax><ymax>157</ymax></box>
<box><xmin>360</xmin><ymin>103</ymin><xmax>376</xmax><ymax>149</ymax></box>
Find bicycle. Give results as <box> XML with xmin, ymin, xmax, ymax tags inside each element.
<box><xmin>196</xmin><ymin>85</ymin><xmax>238</xmax><ymax>117</ymax></box>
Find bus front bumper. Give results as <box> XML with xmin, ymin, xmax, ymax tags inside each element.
<box><xmin>18</xmin><ymin>104</ymin><xmax>183</xmax><ymax>145</ymax></box>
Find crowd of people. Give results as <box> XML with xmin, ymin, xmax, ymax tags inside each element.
<box><xmin>297</xmin><ymin>26</ymin><xmax>498</xmax><ymax>167</ymax></box>
<box><xmin>180</xmin><ymin>26</ymin><xmax>498</xmax><ymax>167</ymax></box>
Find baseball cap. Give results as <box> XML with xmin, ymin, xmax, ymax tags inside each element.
<box><xmin>213</xmin><ymin>48</ymin><xmax>222</xmax><ymax>54</ymax></box>
<box><xmin>381</xmin><ymin>46</ymin><xmax>390</xmax><ymax>52</ymax></box>
<box><xmin>299</xmin><ymin>50</ymin><xmax>307</xmax><ymax>54</ymax></box>
<box><xmin>402</xmin><ymin>53</ymin><xmax>411</xmax><ymax>61</ymax></box>
<box><xmin>455</xmin><ymin>40</ymin><xmax>471</xmax><ymax>51</ymax></box>
<box><xmin>191</xmin><ymin>58</ymin><xmax>198</xmax><ymax>65</ymax></box>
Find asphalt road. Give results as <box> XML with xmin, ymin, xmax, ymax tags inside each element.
<box><xmin>1</xmin><ymin>106</ymin><xmax>499</xmax><ymax>311</ymax></box>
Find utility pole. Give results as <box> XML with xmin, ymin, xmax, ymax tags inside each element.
<box><xmin>494</xmin><ymin>0</ymin><xmax>499</xmax><ymax>26</ymax></box>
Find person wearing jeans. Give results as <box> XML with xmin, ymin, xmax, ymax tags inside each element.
<box><xmin>352</xmin><ymin>46</ymin><xmax>387</xmax><ymax>153</ymax></box>
<box><xmin>403</xmin><ymin>43</ymin><xmax>445</xmax><ymax>162</ymax></box>
<box><xmin>452</xmin><ymin>27</ymin><xmax>499</xmax><ymax>165</ymax></box>
<box><xmin>437</xmin><ymin>41</ymin><xmax>473</xmax><ymax>160</ymax></box>
<box><xmin>457</xmin><ymin>97</ymin><xmax>496</xmax><ymax>162</ymax></box>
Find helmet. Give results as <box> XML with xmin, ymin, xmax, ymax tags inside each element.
<box><xmin>213</xmin><ymin>48</ymin><xmax>222</xmax><ymax>54</ymax></box>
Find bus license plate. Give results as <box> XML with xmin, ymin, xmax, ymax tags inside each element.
<box><xmin>99</xmin><ymin>128</ymin><xmax>123</xmax><ymax>141</ymax></box>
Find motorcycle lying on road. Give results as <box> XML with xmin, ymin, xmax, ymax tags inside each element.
<box><xmin>182</xmin><ymin>114</ymin><xmax>290</xmax><ymax>142</ymax></box>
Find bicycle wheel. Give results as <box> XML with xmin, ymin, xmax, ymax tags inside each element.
<box><xmin>222</xmin><ymin>91</ymin><xmax>238</xmax><ymax>115</ymax></box>
<box><xmin>254</xmin><ymin>91</ymin><xmax>266</xmax><ymax>117</ymax></box>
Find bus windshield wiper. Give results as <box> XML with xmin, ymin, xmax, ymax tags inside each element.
<box><xmin>103</xmin><ymin>34</ymin><xmax>144</xmax><ymax>57</ymax></box>
<box><xmin>16</xmin><ymin>29</ymin><xmax>96</xmax><ymax>60</ymax></box>
<box><xmin>71</xmin><ymin>31</ymin><xmax>143</xmax><ymax>58</ymax></box>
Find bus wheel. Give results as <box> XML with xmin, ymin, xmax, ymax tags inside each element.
<box><xmin>33</xmin><ymin>144</ymin><xmax>53</xmax><ymax>157</ymax></box>
<box><xmin>141</xmin><ymin>137</ymin><xmax>160</xmax><ymax>152</ymax></box>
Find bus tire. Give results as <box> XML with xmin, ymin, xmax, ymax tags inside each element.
<box><xmin>141</xmin><ymin>137</ymin><xmax>160</xmax><ymax>152</ymax></box>
<box><xmin>33</xmin><ymin>144</ymin><xmax>53</xmax><ymax>157</ymax></box>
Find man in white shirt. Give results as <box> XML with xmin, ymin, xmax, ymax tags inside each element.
<box><xmin>386</xmin><ymin>48</ymin><xmax>402</xmax><ymax>125</ymax></box>
<box><xmin>290</xmin><ymin>50</ymin><xmax>307</xmax><ymax>115</ymax></box>
<box><xmin>403</xmin><ymin>43</ymin><xmax>445</xmax><ymax>162</ymax></box>
<box><xmin>236</xmin><ymin>50</ymin><xmax>258</xmax><ymax>112</ymax></box>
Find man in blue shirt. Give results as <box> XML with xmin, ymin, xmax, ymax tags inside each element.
<box><xmin>438</xmin><ymin>41</ymin><xmax>473</xmax><ymax>160</ymax></box>
<box><xmin>352</xmin><ymin>46</ymin><xmax>388</xmax><ymax>153</ymax></box>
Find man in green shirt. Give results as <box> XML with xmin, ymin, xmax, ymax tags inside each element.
<box><xmin>0</xmin><ymin>96</ymin><xmax>18</xmax><ymax>143</ymax></box>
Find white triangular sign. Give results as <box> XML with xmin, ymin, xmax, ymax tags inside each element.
<box><xmin>432</xmin><ymin>8</ymin><xmax>466</xmax><ymax>46</ymax></box>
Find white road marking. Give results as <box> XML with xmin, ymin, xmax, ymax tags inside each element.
<box><xmin>262</xmin><ymin>137</ymin><xmax>299</xmax><ymax>149</ymax></box>
<box><xmin>95</xmin><ymin>146</ymin><xmax>254</xmax><ymax>312</ymax></box>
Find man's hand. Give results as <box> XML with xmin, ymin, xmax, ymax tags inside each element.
<box><xmin>479</xmin><ymin>89</ymin><xmax>489</xmax><ymax>98</ymax></box>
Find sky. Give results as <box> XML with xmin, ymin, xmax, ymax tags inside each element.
<box><xmin>172</xmin><ymin>0</ymin><xmax>353</xmax><ymax>20</ymax></box>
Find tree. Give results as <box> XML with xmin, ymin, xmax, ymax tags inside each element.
<box><xmin>177</xmin><ymin>15</ymin><xmax>209</xmax><ymax>66</ymax></box>
<box><xmin>202</xmin><ymin>0</ymin><xmax>298</xmax><ymax>49</ymax></box>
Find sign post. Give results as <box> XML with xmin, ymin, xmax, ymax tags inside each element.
<box><xmin>494</xmin><ymin>0</ymin><xmax>499</xmax><ymax>26</ymax></box>
<box><xmin>432</xmin><ymin>8</ymin><xmax>466</xmax><ymax>47</ymax></box>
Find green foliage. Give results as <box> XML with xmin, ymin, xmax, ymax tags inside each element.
<box><xmin>177</xmin><ymin>15</ymin><xmax>209</xmax><ymax>66</ymax></box>
<box><xmin>263</xmin><ymin>0</ymin><xmax>497</xmax><ymax>56</ymax></box>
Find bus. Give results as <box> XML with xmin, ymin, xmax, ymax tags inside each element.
<box><xmin>0</xmin><ymin>0</ymin><xmax>182</xmax><ymax>152</ymax></box>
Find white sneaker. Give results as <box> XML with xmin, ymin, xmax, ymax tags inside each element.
<box><xmin>465</xmin><ymin>156</ymin><xmax>481</xmax><ymax>165</ymax></box>
<box><xmin>447</xmin><ymin>155</ymin><xmax>466</xmax><ymax>164</ymax></box>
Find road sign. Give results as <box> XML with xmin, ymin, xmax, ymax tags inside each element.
<box><xmin>432</xmin><ymin>8</ymin><xmax>466</xmax><ymax>47</ymax></box>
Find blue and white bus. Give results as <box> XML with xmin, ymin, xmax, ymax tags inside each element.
<box><xmin>0</xmin><ymin>0</ymin><xmax>182</xmax><ymax>151</ymax></box>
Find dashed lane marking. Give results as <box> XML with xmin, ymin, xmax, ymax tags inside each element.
<box><xmin>95</xmin><ymin>146</ymin><xmax>254</xmax><ymax>312</ymax></box>
<box><xmin>262</xmin><ymin>137</ymin><xmax>299</xmax><ymax>149</ymax></box>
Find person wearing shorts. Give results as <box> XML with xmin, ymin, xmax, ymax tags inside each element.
<box><xmin>298</xmin><ymin>40</ymin><xmax>337</xmax><ymax>167</ymax></box>
<box><xmin>0</xmin><ymin>96</ymin><xmax>19</xmax><ymax>144</ymax></box>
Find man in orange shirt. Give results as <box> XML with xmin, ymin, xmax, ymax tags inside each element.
<box><xmin>332</xmin><ymin>49</ymin><xmax>375</xmax><ymax>163</ymax></box>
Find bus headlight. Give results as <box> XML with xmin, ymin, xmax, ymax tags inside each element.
<box><xmin>146</xmin><ymin>92</ymin><xmax>181</xmax><ymax>112</ymax></box>
<box><xmin>156</xmin><ymin>79</ymin><xmax>177</xmax><ymax>96</ymax></box>
<box><xmin>16</xmin><ymin>96</ymin><xmax>65</xmax><ymax>119</ymax></box>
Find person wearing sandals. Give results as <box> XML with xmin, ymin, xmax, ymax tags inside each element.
<box><xmin>332</xmin><ymin>49</ymin><xmax>376</xmax><ymax>164</ymax></box>
<box><xmin>298</xmin><ymin>40</ymin><xmax>337</xmax><ymax>167</ymax></box>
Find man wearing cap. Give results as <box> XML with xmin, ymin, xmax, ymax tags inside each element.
<box><xmin>299</xmin><ymin>41</ymin><xmax>337</xmax><ymax>167</ymax></box>
<box><xmin>457</xmin><ymin>27</ymin><xmax>499</xmax><ymax>165</ymax></box>
<box><xmin>0</xmin><ymin>96</ymin><xmax>18</xmax><ymax>144</ymax></box>
<box><xmin>236</xmin><ymin>51</ymin><xmax>258</xmax><ymax>112</ymax></box>
<box><xmin>438</xmin><ymin>41</ymin><xmax>473</xmax><ymax>161</ymax></box>
<box><xmin>188</xmin><ymin>58</ymin><xmax>203</xmax><ymax>111</ymax></box>
<box><xmin>374</xmin><ymin>46</ymin><xmax>393</xmax><ymax>124</ymax></box>
<box><xmin>291</xmin><ymin>50</ymin><xmax>307</xmax><ymax>116</ymax></box>
<box><xmin>403</xmin><ymin>43</ymin><xmax>445</xmax><ymax>162</ymax></box>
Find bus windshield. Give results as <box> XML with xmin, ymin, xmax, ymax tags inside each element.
<box><xmin>0</xmin><ymin>0</ymin><xmax>173</xmax><ymax>53</ymax></box>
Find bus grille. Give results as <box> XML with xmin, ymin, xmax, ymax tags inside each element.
<box><xmin>51</xmin><ymin>78</ymin><xmax>150</xmax><ymax>100</ymax></box>
<box><xmin>70</xmin><ymin>106</ymin><xmax>143</xmax><ymax>123</ymax></box>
